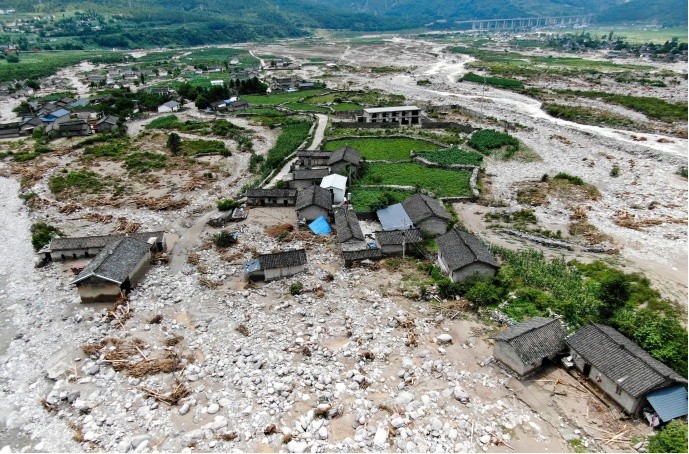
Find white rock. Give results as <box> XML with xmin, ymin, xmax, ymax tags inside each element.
<box><xmin>318</xmin><ymin>427</ymin><xmax>328</xmax><ymax>440</ymax></box>
<box><xmin>287</xmin><ymin>440</ymin><xmax>308</xmax><ymax>453</ymax></box>
<box><xmin>479</xmin><ymin>434</ymin><xmax>491</xmax><ymax>445</ymax></box>
<box><xmin>394</xmin><ymin>391</ymin><xmax>414</xmax><ymax>406</ymax></box>
<box><xmin>437</xmin><ymin>334</ymin><xmax>453</xmax><ymax>344</ymax></box>
<box><xmin>83</xmin><ymin>431</ymin><xmax>99</xmax><ymax>442</ymax></box>
<box><xmin>179</xmin><ymin>403</ymin><xmax>190</xmax><ymax>415</ymax></box>
<box><xmin>373</xmin><ymin>426</ymin><xmax>388</xmax><ymax>447</ymax></box>
<box><xmin>207</xmin><ymin>403</ymin><xmax>219</xmax><ymax>414</ymax></box>
<box><xmin>391</xmin><ymin>417</ymin><xmax>406</xmax><ymax>429</ymax></box>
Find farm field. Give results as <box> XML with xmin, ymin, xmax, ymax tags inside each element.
<box><xmin>323</xmin><ymin>137</ymin><xmax>442</xmax><ymax>160</ymax></box>
<box><xmin>243</xmin><ymin>89</ymin><xmax>327</xmax><ymax>105</ymax></box>
<box><xmin>283</xmin><ymin>102</ymin><xmax>330</xmax><ymax>113</ymax></box>
<box><xmin>415</xmin><ymin>148</ymin><xmax>484</xmax><ymax>166</ymax></box>
<box><xmin>349</xmin><ymin>187</ymin><xmax>413</xmax><ymax>212</ymax></box>
<box><xmin>356</xmin><ymin>162</ymin><xmax>472</xmax><ymax>197</ymax></box>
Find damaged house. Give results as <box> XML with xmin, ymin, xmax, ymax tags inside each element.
<box><xmin>246</xmin><ymin>188</ymin><xmax>297</xmax><ymax>207</ymax></box>
<box><xmin>296</xmin><ymin>186</ymin><xmax>332</xmax><ymax>223</ymax></box>
<box><xmin>244</xmin><ymin>249</ymin><xmax>307</xmax><ymax>282</ymax></box>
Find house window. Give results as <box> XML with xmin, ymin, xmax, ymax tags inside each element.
<box><xmin>615</xmin><ymin>385</ymin><xmax>622</xmax><ymax>395</ymax></box>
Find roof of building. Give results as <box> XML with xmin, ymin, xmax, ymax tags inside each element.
<box><xmin>328</xmin><ymin>147</ymin><xmax>361</xmax><ymax>166</ymax></box>
<box><xmin>364</xmin><ymin>106</ymin><xmax>421</xmax><ymax>114</ymax></box>
<box><xmin>96</xmin><ymin>115</ymin><xmax>119</xmax><ymax>126</ymax></box>
<box><xmin>257</xmin><ymin>249</ymin><xmax>307</xmax><ymax>270</ymax></box>
<box><xmin>377</xmin><ymin>203</ymin><xmax>414</xmax><ymax>231</ymax></box>
<box><xmin>566</xmin><ymin>324</ymin><xmax>687</xmax><ymax>398</ymax></box>
<box><xmin>401</xmin><ymin>193</ymin><xmax>451</xmax><ymax>224</ymax></box>
<box><xmin>42</xmin><ymin>108</ymin><xmax>70</xmax><ymax>120</ymax></box>
<box><xmin>246</xmin><ymin>188</ymin><xmax>297</xmax><ymax>198</ymax></box>
<box><xmin>492</xmin><ymin>317</ymin><xmax>567</xmax><ymax>366</ymax></box>
<box><xmin>436</xmin><ymin>229</ymin><xmax>499</xmax><ymax>272</ymax></box>
<box><xmin>161</xmin><ymin>100</ymin><xmax>180</xmax><ymax>108</ymax></box>
<box><xmin>293</xmin><ymin>168</ymin><xmax>329</xmax><ymax>181</ymax></box>
<box><xmin>335</xmin><ymin>209</ymin><xmax>364</xmax><ymax>243</ymax></box>
<box><xmin>70</xmin><ymin>98</ymin><xmax>90</xmax><ymax>107</ymax></box>
<box><xmin>71</xmin><ymin>237</ymin><xmax>151</xmax><ymax>285</ymax></box>
<box><xmin>57</xmin><ymin>119</ymin><xmax>89</xmax><ymax>130</ymax></box>
<box><xmin>320</xmin><ymin>174</ymin><xmax>347</xmax><ymax>191</ymax></box>
<box><xmin>296</xmin><ymin>186</ymin><xmax>332</xmax><ymax>211</ymax></box>
<box><xmin>296</xmin><ymin>150</ymin><xmax>331</xmax><ymax>159</ymax></box>
<box><xmin>646</xmin><ymin>385</ymin><xmax>688</xmax><ymax>423</ymax></box>
<box><xmin>375</xmin><ymin>228</ymin><xmax>422</xmax><ymax>246</ymax></box>
<box><xmin>50</xmin><ymin>232</ymin><xmax>165</xmax><ymax>252</ymax></box>
<box><xmin>342</xmin><ymin>248</ymin><xmax>383</xmax><ymax>262</ymax></box>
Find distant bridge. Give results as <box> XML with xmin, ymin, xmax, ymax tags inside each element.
<box><xmin>454</xmin><ymin>15</ymin><xmax>594</xmax><ymax>31</ymax></box>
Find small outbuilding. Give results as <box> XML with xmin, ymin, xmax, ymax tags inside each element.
<box><xmin>334</xmin><ymin>208</ymin><xmax>364</xmax><ymax>244</ymax></box>
<box><xmin>377</xmin><ymin>202</ymin><xmax>414</xmax><ymax>231</ymax></box>
<box><xmin>294</xmin><ymin>150</ymin><xmax>331</xmax><ymax>169</ymax></box>
<box><xmin>244</xmin><ymin>249</ymin><xmax>307</xmax><ymax>282</ymax></box>
<box><xmin>327</xmin><ymin>146</ymin><xmax>361</xmax><ymax>176</ymax></box>
<box><xmin>158</xmin><ymin>101</ymin><xmax>180</xmax><ymax>113</ymax></box>
<box><xmin>320</xmin><ymin>174</ymin><xmax>347</xmax><ymax>204</ymax></box>
<box><xmin>375</xmin><ymin>228</ymin><xmax>422</xmax><ymax>256</ymax></box>
<box><xmin>566</xmin><ymin>324</ymin><xmax>688</xmax><ymax>421</ymax></box>
<box><xmin>401</xmin><ymin>193</ymin><xmax>451</xmax><ymax>237</ymax></box>
<box><xmin>43</xmin><ymin>232</ymin><xmax>166</xmax><ymax>262</ymax></box>
<box><xmin>436</xmin><ymin>229</ymin><xmax>499</xmax><ymax>283</ymax></box>
<box><xmin>71</xmin><ymin>237</ymin><xmax>152</xmax><ymax>303</ymax></box>
<box><xmin>290</xmin><ymin>168</ymin><xmax>329</xmax><ymax>189</ymax></box>
<box><xmin>95</xmin><ymin>115</ymin><xmax>120</xmax><ymax>133</ymax></box>
<box><xmin>246</xmin><ymin>188</ymin><xmax>297</xmax><ymax>207</ymax></box>
<box><xmin>296</xmin><ymin>186</ymin><xmax>332</xmax><ymax>222</ymax></box>
<box><xmin>492</xmin><ymin>317</ymin><xmax>567</xmax><ymax>376</ymax></box>
<box><xmin>342</xmin><ymin>248</ymin><xmax>383</xmax><ymax>268</ymax></box>
<box><xmin>56</xmin><ymin>119</ymin><xmax>91</xmax><ymax>137</ymax></box>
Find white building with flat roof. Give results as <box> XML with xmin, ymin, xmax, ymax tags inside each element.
<box><xmin>320</xmin><ymin>174</ymin><xmax>347</xmax><ymax>204</ymax></box>
<box><xmin>362</xmin><ymin>106</ymin><xmax>423</xmax><ymax>125</ymax></box>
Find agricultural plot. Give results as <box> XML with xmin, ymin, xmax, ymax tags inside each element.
<box><xmin>243</xmin><ymin>89</ymin><xmax>327</xmax><ymax>105</ymax></box>
<box><xmin>349</xmin><ymin>187</ymin><xmax>412</xmax><ymax>212</ymax></box>
<box><xmin>468</xmin><ymin>129</ymin><xmax>520</xmax><ymax>155</ymax></box>
<box><xmin>357</xmin><ymin>163</ymin><xmax>472</xmax><ymax>198</ymax></box>
<box><xmin>415</xmin><ymin>148</ymin><xmax>484</xmax><ymax>166</ymax></box>
<box><xmin>323</xmin><ymin>137</ymin><xmax>441</xmax><ymax>160</ymax></box>
<box><xmin>331</xmin><ymin>102</ymin><xmax>363</xmax><ymax>111</ymax></box>
<box><xmin>283</xmin><ymin>102</ymin><xmax>330</xmax><ymax>113</ymax></box>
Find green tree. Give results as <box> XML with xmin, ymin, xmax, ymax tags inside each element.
<box><xmin>166</xmin><ymin>132</ymin><xmax>181</xmax><ymax>155</ymax></box>
<box><xmin>598</xmin><ymin>273</ymin><xmax>631</xmax><ymax>320</ymax></box>
<box><xmin>31</xmin><ymin>222</ymin><xmax>61</xmax><ymax>251</ymax></box>
<box><xmin>648</xmin><ymin>420</ymin><xmax>687</xmax><ymax>453</ymax></box>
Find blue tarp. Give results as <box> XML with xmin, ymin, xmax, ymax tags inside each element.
<box><xmin>646</xmin><ymin>385</ymin><xmax>688</xmax><ymax>422</ymax></box>
<box><xmin>377</xmin><ymin>203</ymin><xmax>413</xmax><ymax>231</ymax></box>
<box><xmin>309</xmin><ymin>215</ymin><xmax>332</xmax><ymax>235</ymax></box>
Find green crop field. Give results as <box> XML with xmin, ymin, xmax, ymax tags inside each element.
<box><xmin>323</xmin><ymin>137</ymin><xmax>441</xmax><ymax>160</ymax></box>
<box><xmin>243</xmin><ymin>89</ymin><xmax>327</xmax><ymax>105</ymax></box>
<box><xmin>331</xmin><ymin>102</ymin><xmax>363</xmax><ymax>111</ymax></box>
<box><xmin>357</xmin><ymin>163</ymin><xmax>472</xmax><ymax>197</ymax></box>
<box><xmin>584</xmin><ymin>27</ymin><xmax>688</xmax><ymax>44</ymax></box>
<box><xmin>416</xmin><ymin>148</ymin><xmax>484</xmax><ymax>166</ymax></box>
<box><xmin>283</xmin><ymin>102</ymin><xmax>330</xmax><ymax>113</ymax></box>
<box><xmin>350</xmin><ymin>187</ymin><xmax>413</xmax><ymax>212</ymax></box>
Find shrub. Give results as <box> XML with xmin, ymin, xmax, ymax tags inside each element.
<box><xmin>462</xmin><ymin>72</ymin><xmax>523</xmax><ymax>89</ymax></box>
<box><xmin>468</xmin><ymin>129</ymin><xmax>520</xmax><ymax>154</ymax></box>
<box><xmin>213</xmin><ymin>230</ymin><xmax>237</xmax><ymax>248</ymax></box>
<box><xmin>465</xmin><ymin>280</ymin><xmax>503</xmax><ymax>305</ymax></box>
<box><xmin>553</xmin><ymin>172</ymin><xmax>585</xmax><ymax>185</ymax></box>
<box><xmin>31</xmin><ymin>222</ymin><xmax>61</xmax><ymax>251</ymax></box>
<box><xmin>610</xmin><ymin>164</ymin><xmax>620</xmax><ymax>177</ymax></box>
<box><xmin>648</xmin><ymin>421</ymin><xmax>687</xmax><ymax>453</ymax></box>
<box><xmin>167</xmin><ymin>132</ymin><xmax>181</xmax><ymax>155</ymax></box>
<box><xmin>124</xmin><ymin>152</ymin><xmax>167</xmax><ymax>174</ymax></box>
<box><xmin>48</xmin><ymin>170</ymin><xmax>104</xmax><ymax>194</ymax></box>
<box><xmin>678</xmin><ymin>166</ymin><xmax>688</xmax><ymax>178</ymax></box>
<box><xmin>290</xmin><ymin>281</ymin><xmax>304</xmax><ymax>295</ymax></box>
<box><xmin>217</xmin><ymin>199</ymin><xmax>240</xmax><ymax>212</ymax></box>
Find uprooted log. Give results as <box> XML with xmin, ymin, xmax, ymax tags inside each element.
<box><xmin>141</xmin><ymin>380</ymin><xmax>190</xmax><ymax>406</ymax></box>
<box><xmin>131</xmin><ymin>196</ymin><xmax>189</xmax><ymax>211</ymax></box>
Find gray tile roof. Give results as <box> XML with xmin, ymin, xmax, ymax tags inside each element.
<box><xmin>296</xmin><ymin>186</ymin><xmax>332</xmax><ymax>211</ymax></box>
<box><xmin>57</xmin><ymin>119</ymin><xmax>89</xmax><ymax>131</ymax></box>
<box><xmin>71</xmin><ymin>237</ymin><xmax>151</xmax><ymax>285</ymax></box>
<box><xmin>492</xmin><ymin>317</ymin><xmax>567</xmax><ymax>366</ymax></box>
<box><xmin>247</xmin><ymin>188</ymin><xmax>297</xmax><ymax>198</ymax></box>
<box><xmin>334</xmin><ymin>209</ymin><xmax>364</xmax><ymax>243</ymax></box>
<box><xmin>401</xmin><ymin>193</ymin><xmax>451</xmax><ymax>224</ymax></box>
<box><xmin>293</xmin><ymin>168</ymin><xmax>329</xmax><ymax>181</ymax></box>
<box><xmin>297</xmin><ymin>150</ymin><xmax>331</xmax><ymax>159</ymax></box>
<box><xmin>566</xmin><ymin>324</ymin><xmax>687</xmax><ymax>398</ymax></box>
<box><xmin>257</xmin><ymin>249</ymin><xmax>307</xmax><ymax>270</ymax></box>
<box><xmin>436</xmin><ymin>229</ymin><xmax>499</xmax><ymax>272</ymax></box>
<box><xmin>328</xmin><ymin>147</ymin><xmax>361</xmax><ymax>166</ymax></box>
<box><xmin>343</xmin><ymin>249</ymin><xmax>382</xmax><ymax>262</ymax></box>
<box><xmin>96</xmin><ymin>115</ymin><xmax>119</xmax><ymax>126</ymax></box>
<box><xmin>375</xmin><ymin>228</ymin><xmax>422</xmax><ymax>246</ymax></box>
<box><xmin>50</xmin><ymin>232</ymin><xmax>164</xmax><ymax>252</ymax></box>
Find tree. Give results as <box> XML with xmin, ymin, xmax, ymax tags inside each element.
<box><xmin>598</xmin><ymin>273</ymin><xmax>631</xmax><ymax>320</ymax></box>
<box><xmin>648</xmin><ymin>421</ymin><xmax>687</xmax><ymax>453</ymax></box>
<box><xmin>166</xmin><ymin>132</ymin><xmax>181</xmax><ymax>155</ymax></box>
<box><xmin>6</xmin><ymin>54</ymin><xmax>19</xmax><ymax>63</ymax></box>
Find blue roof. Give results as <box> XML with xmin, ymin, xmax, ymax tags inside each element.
<box><xmin>646</xmin><ymin>385</ymin><xmax>688</xmax><ymax>422</ymax></box>
<box><xmin>308</xmin><ymin>215</ymin><xmax>332</xmax><ymax>235</ymax></box>
<box><xmin>41</xmin><ymin>108</ymin><xmax>70</xmax><ymax>122</ymax></box>
<box><xmin>377</xmin><ymin>203</ymin><xmax>413</xmax><ymax>231</ymax></box>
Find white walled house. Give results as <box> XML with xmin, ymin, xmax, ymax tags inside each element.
<box><xmin>157</xmin><ymin>101</ymin><xmax>180</xmax><ymax>113</ymax></box>
<box><xmin>320</xmin><ymin>174</ymin><xmax>347</xmax><ymax>204</ymax></box>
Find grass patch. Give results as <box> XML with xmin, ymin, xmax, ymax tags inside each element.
<box><xmin>462</xmin><ymin>72</ymin><xmax>523</xmax><ymax>89</ymax></box>
<box><xmin>516</xmin><ymin>174</ymin><xmax>599</xmax><ymax>206</ymax></box>
<box><xmin>357</xmin><ymin>163</ymin><xmax>472</xmax><ymax>197</ymax></box>
<box><xmin>543</xmin><ymin>103</ymin><xmax>639</xmax><ymax>129</ymax></box>
<box><xmin>180</xmin><ymin>139</ymin><xmax>229</xmax><ymax>156</ymax></box>
<box><xmin>350</xmin><ymin>187</ymin><xmax>413</xmax><ymax>212</ymax></box>
<box><xmin>260</xmin><ymin>121</ymin><xmax>312</xmax><ymax>177</ymax></box>
<box><xmin>323</xmin><ymin>137</ymin><xmax>441</xmax><ymax>161</ymax></box>
<box><xmin>124</xmin><ymin>152</ymin><xmax>167</xmax><ymax>174</ymax></box>
<box><xmin>558</xmin><ymin>90</ymin><xmax>687</xmax><ymax>122</ymax></box>
<box><xmin>468</xmin><ymin>129</ymin><xmax>520</xmax><ymax>155</ymax></box>
<box><xmin>242</xmin><ymin>89</ymin><xmax>327</xmax><ymax>106</ymax></box>
<box><xmin>331</xmin><ymin>102</ymin><xmax>363</xmax><ymax>111</ymax></box>
<box><xmin>31</xmin><ymin>222</ymin><xmax>61</xmax><ymax>251</ymax></box>
<box><xmin>283</xmin><ymin>102</ymin><xmax>330</xmax><ymax>113</ymax></box>
<box><xmin>49</xmin><ymin>170</ymin><xmax>105</xmax><ymax>195</ymax></box>
<box><xmin>416</xmin><ymin>148</ymin><xmax>483</xmax><ymax>166</ymax></box>
<box><xmin>82</xmin><ymin>140</ymin><xmax>130</xmax><ymax>160</ymax></box>
<box><xmin>145</xmin><ymin>115</ymin><xmax>210</xmax><ymax>133</ymax></box>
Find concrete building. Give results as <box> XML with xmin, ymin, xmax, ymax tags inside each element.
<box><xmin>42</xmin><ymin>232</ymin><xmax>166</xmax><ymax>262</ymax></box>
<box><xmin>293</xmin><ymin>150</ymin><xmax>331</xmax><ymax>169</ymax></box>
<box><xmin>362</xmin><ymin>106</ymin><xmax>423</xmax><ymax>125</ymax></box>
<box><xmin>492</xmin><ymin>317</ymin><xmax>567</xmax><ymax>376</ymax></box>
<box><xmin>295</xmin><ymin>186</ymin><xmax>332</xmax><ymax>222</ymax></box>
<box><xmin>290</xmin><ymin>168</ymin><xmax>329</xmax><ymax>190</ymax></box>
<box><xmin>71</xmin><ymin>237</ymin><xmax>152</xmax><ymax>303</ymax></box>
<box><xmin>566</xmin><ymin>324</ymin><xmax>688</xmax><ymax>421</ymax></box>
<box><xmin>436</xmin><ymin>229</ymin><xmax>499</xmax><ymax>283</ymax></box>
<box><xmin>157</xmin><ymin>101</ymin><xmax>180</xmax><ymax>113</ymax></box>
<box><xmin>375</xmin><ymin>228</ymin><xmax>422</xmax><ymax>256</ymax></box>
<box><xmin>244</xmin><ymin>249</ymin><xmax>307</xmax><ymax>282</ymax></box>
<box><xmin>401</xmin><ymin>193</ymin><xmax>451</xmax><ymax>237</ymax></box>
<box><xmin>246</xmin><ymin>188</ymin><xmax>297</xmax><ymax>207</ymax></box>
<box><xmin>320</xmin><ymin>174</ymin><xmax>348</xmax><ymax>204</ymax></box>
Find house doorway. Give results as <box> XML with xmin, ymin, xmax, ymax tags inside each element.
<box><xmin>583</xmin><ymin>363</ymin><xmax>592</xmax><ymax>377</ymax></box>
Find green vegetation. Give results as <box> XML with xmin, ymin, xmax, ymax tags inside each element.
<box><xmin>217</xmin><ymin>199</ymin><xmax>240</xmax><ymax>212</ymax></box>
<box><xmin>30</xmin><ymin>222</ymin><xmax>61</xmax><ymax>251</ymax></box>
<box><xmin>180</xmin><ymin>139</ymin><xmax>230</xmax><ymax>156</ymax></box>
<box><xmin>260</xmin><ymin>121</ymin><xmax>312</xmax><ymax>177</ymax></box>
<box><xmin>350</xmin><ymin>187</ymin><xmax>413</xmax><ymax>212</ymax></box>
<box><xmin>462</xmin><ymin>72</ymin><xmax>523</xmax><ymax>89</ymax></box>
<box><xmin>323</xmin><ymin>137</ymin><xmax>441</xmax><ymax>161</ymax></box>
<box><xmin>558</xmin><ymin>90</ymin><xmax>687</xmax><ymax>122</ymax></box>
<box><xmin>124</xmin><ymin>152</ymin><xmax>167</xmax><ymax>174</ymax></box>
<box><xmin>283</xmin><ymin>102</ymin><xmax>330</xmax><ymax>113</ymax></box>
<box><xmin>0</xmin><ymin>50</ymin><xmax>125</xmax><ymax>82</ymax></box>
<box><xmin>553</xmin><ymin>172</ymin><xmax>585</xmax><ymax>186</ymax></box>
<box><xmin>48</xmin><ymin>170</ymin><xmax>104</xmax><ymax>195</ymax></box>
<box><xmin>416</xmin><ymin>148</ymin><xmax>483</xmax><ymax>166</ymax></box>
<box><xmin>213</xmin><ymin>230</ymin><xmax>237</xmax><ymax>248</ymax></box>
<box><xmin>82</xmin><ymin>140</ymin><xmax>130</xmax><ymax>160</ymax></box>
<box><xmin>648</xmin><ymin>421</ymin><xmax>687</xmax><ymax>453</ymax></box>
<box><xmin>331</xmin><ymin>102</ymin><xmax>363</xmax><ymax>111</ymax></box>
<box><xmin>289</xmin><ymin>281</ymin><xmax>304</xmax><ymax>295</ymax></box>
<box><xmin>468</xmin><ymin>129</ymin><xmax>520</xmax><ymax>155</ymax></box>
<box><xmin>543</xmin><ymin>103</ymin><xmax>638</xmax><ymax>129</ymax></box>
<box><xmin>357</xmin><ymin>163</ymin><xmax>472</xmax><ymax>197</ymax></box>
<box><xmin>243</xmin><ymin>89</ymin><xmax>327</xmax><ymax>106</ymax></box>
